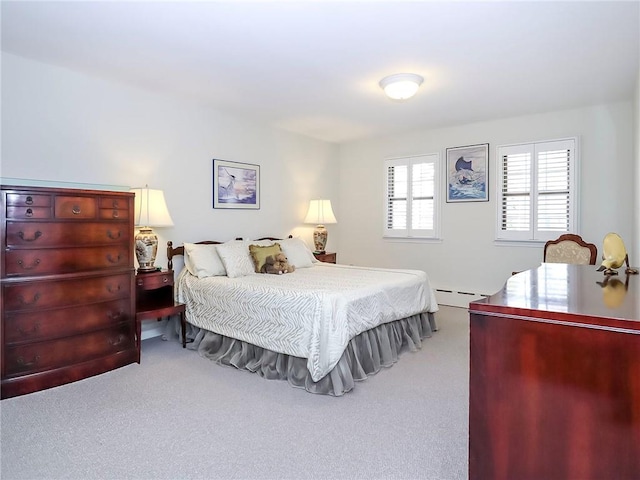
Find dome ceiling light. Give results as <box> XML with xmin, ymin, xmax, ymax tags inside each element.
<box><xmin>379</xmin><ymin>73</ymin><xmax>424</xmax><ymax>100</ymax></box>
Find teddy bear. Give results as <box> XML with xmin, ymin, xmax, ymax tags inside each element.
<box><xmin>261</xmin><ymin>253</ymin><xmax>295</xmax><ymax>275</ymax></box>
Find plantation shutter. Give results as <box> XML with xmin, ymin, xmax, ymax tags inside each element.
<box><xmin>497</xmin><ymin>139</ymin><xmax>576</xmax><ymax>241</ymax></box>
<box><xmin>411</xmin><ymin>161</ymin><xmax>435</xmax><ymax>232</ymax></box>
<box><xmin>386</xmin><ymin>162</ymin><xmax>408</xmax><ymax>234</ymax></box>
<box><xmin>384</xmin><ymin>154</ymin><xmax>439</xmax><ymax>238</ymax></box>
<box><xmin>500</xmin><ymin>146</ymin><xmax>532</xmax><ymax>238</ymax></box>
<box><xmin>535</xmin><ymin>140</ymin><xmax>573</xmax><ymax>235</ymax></box>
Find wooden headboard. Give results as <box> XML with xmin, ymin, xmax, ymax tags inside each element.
<box><xmin>166</xmin><ymin>236</ymin><xmax>293</xmax><ymax>271</ymax></box>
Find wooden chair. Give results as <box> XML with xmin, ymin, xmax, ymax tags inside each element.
<box><xmin>543</xmin><ymin>234</ymin><xmax>598</xmax><ymax>265</ymax></box>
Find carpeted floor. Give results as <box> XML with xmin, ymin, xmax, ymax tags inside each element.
<box><xmin>0</xmin><ymin>305</ymin><xmax>469</xmax><ymax>480</ymax></box>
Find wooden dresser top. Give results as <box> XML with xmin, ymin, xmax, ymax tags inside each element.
<box><xmin>470</xmin><ymin>263</ymin><xmax>640</xmax><ymax>332</ymax></box>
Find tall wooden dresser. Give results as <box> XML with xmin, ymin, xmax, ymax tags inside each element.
<box><xmin>1</xmin><ymin>185</ymin><xmax>138</xmax><ymax>399</ymax></box>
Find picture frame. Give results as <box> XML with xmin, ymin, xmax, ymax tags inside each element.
<box><xmin>446</xmin><ymin>143</ymin><xmax>489</xmax><ymax>202</ymax></box>
<box><xmin>213</xmin><ymin>159</ymin><xmax>260</xmax><ymax>209</ymax></box>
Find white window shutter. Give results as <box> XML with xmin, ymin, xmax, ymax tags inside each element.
<box><xmin>534</xmin><ymin>139</ymin><xmax>576</xmax><ymax>239</ymax></box>
<box><xmin>385</xmin><ymin>160</ymin><xmax>409</xmax><ymax>237</ymax></box>
<box><xmin>497</xmin><ymin>138</ymin><xmax>577</xmax><ymax>242</ymax></box>
<box><xmin>384</xmin><ymin>154</ymin><xmax>439</xmax><ymax>239</ymax></box>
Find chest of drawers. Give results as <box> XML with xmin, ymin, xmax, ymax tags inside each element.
<box><xmin>1</xmin><ymin>185</ymin><xmax>138</xmax><ymax>398</ymax></box>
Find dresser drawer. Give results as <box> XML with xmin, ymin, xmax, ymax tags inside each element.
<box><xmin>136</xmin><ymin>271</ymin><xmax>173</xmax><ymax>290</ymax></box>
<box><xmin>4</xmin><ymin>298</ymin><xmax>132</xmax><ymax>345</ymax></box>
<box><xmin>3</xmin><ymin>273</ymin><xmax>132</xmax><ymax>312</ymax></box>
<box><xmin>99</xmin><ymin>196</ymin><xmax>128</xmax><ymax>209</ymax></box>
<box><xmin>5</xmin><ymin>246</ymin><xmax>131</xmax><ymax>276</ymax></box>
<box><xmin>5</xmin><ymin>193</ymin><xmax>52</xmax><ymax>208</ymax></box>
<box><xmin>6</xmin><ymin>206</ymin><xmax>52</xmax><ymax>220</ymax></box>
<box><xmin>99</xmin><ymin>208</ymin><xmax>129</xmax><ymax>220</ymax></box>
<box><xmin>3</xmin><ymin>323</ymin><xmax>135</xmax><ymax>377</ymax></box>
<box><xmin>5</xmin><ymin>222</ymin><xmax>130</xmax><ymax>247</ymax></box>
<box><xmin>54</xmin><ymin>196</ymin><xmax>97</xmax><ymax>219</ymax></box>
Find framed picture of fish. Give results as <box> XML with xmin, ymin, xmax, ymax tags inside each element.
<box><xmin>213</xmin><ymin>159</ymin><xmax>260</xmax><ymax>209</ymax></box>
<box><xmin>446</xmin><ymin>143</ymin><xmax>489</xmax><ymax>203</ymax></box>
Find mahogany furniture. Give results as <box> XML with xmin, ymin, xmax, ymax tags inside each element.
<box><xmin>1</xmin><ymin>185</ymin><xmax>138</xmax><ymax>399</ymax></box>
<box><xmin>469</xmin><ymin>264</ymin><xmax>640</xmax><ymax>480</ymax></box>
<box><xmin>135</xmin><ymin>269</ymin><xmax>186</xmax><ymax>349</ymax></box>
<box><xmin>313</xmin><ymin>251</ymin><xmax>336</xmax><ymax>264</ymax></box>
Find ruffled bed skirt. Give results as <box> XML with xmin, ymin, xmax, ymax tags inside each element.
<box><xmin>165</xmin><ymin>312</ymin><xmax>437</xmax><ymax>396</ymax></box>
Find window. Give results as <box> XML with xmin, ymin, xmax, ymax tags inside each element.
<box><xmin>384</xmin><ymin>153</ymin><xmax>440</xmax><ymax>238</ymax></box>
<box><xmin>496</xmin><ymin>138</ymin><xmax>577</xmax><ymax>242</ymax></box>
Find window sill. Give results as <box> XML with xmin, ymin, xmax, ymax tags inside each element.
<box><xmin>383</xmin><ymin>236</ymin><xmax>443</xmax><ymax>244</ymax></box>
<box><xmin>494</xmin><ymin>239</ymin><xmax>546</xmax><ymax>247</ymax></box>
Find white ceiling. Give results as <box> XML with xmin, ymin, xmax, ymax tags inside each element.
<box><xmin>2</xmin><ymin>1</ymin><xmax>639</xmax><ymax>144</ymax></box>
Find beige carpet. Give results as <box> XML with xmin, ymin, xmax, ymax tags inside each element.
<box><xmin>0</xmin><ymin>305</ymin><xmax>469</xmax><ymax>480</ymax></box>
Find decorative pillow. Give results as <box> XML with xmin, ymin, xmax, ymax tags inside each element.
<box><xmin>249</xmin><ymin>243</ymin><xmax>283</xmax><ymax>273</ymax></box>
<box><xmin>216</xmin><ymin>240</ymin><xmax>256</xmax><ymax>278</ymax></box>
<box><xmin>184</xmin><ymin>243</ymin><xmax>226</xmax><ymax>278</ymax></box>
<box><xmin>279</xmin><ymin>237</ymin><xmax>316</xmax><ymax>268</ymax></box>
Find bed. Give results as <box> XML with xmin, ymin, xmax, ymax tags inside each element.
<box><xmin>165</xmin><ymin>236</ymin><xmax>438</xmax><ymax>396</ymax></box>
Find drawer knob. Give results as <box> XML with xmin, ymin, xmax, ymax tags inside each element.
<box><xmin>25</xmin><ymin>208</ymin><xmax>33</xmax><ymax>218</ymax></box>
<box><xmin>25</xmin><ymin>196</ymin><xmax>34</xmax><ymax>205</ymax></box>
<box><xmin>17</xmin><ymin>322</ymin><xmax>40</xmax><ymax>335</ymax></box>
<box><xmin>18</xmin><ymin>230</ymin><xmax>43</xmax><ymax>242</ymax></box>
<box><xmin>106</xmin><ymin>253</ymin><xmax>122</xmax><ymax>264</ymax></box>
<box><xmin>107</xmin><ymin>230</ymin><xmax>122</xmax><ymax>240</ymax></box>
<box><xmin>18</xmin><ymin>293</ymin><xmax>41</xmax><ymax>306</ymax></box>
<box><xmin>16</xmin><ymin>355</ymin><xmax>40</xmax><ymax>368</ymax></box>
<box><xmin>108</xmin><ymin>334</ymin><xmax>126</xmax><ymax>346</ymax></box>
<box><xmin>17</xmin><ymin>258</ymin><xmax>41</xmax><ymax>270</ymax></box>
<box><xmin>107</xmin><ymin>284</ymin><xmax>122</xmax><ymax>294</ymax></box>
<box><xmin>163</xmin><ymin>277</ymin><xmax>169</xmax><ymax>283</ymax></box>
<box><xmin>72</xmin><ymin>205</ymin><xmax>81</xmax><ymax>215</ymax></box>
<box><xmin>107</xmin><ymin>311</ymin><xmax>124</xmax><ymax>321</ymax></box>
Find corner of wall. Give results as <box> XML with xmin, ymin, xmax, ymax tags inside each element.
<box><xmin>635</xmin><ymin>66</ymin><xmax>640</xmax><ymax>263</ymax></box>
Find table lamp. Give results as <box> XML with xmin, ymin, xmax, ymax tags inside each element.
<box><xmin>131</xmin><ymin>186</ymin><xmax>174</xmax><ymax>273</ymax></box>
<box><xmin>304</xmin><ymin>199</ymin><xmax>337</xmax><ymax>253</ymax></box>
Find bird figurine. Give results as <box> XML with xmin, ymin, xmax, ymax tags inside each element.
<box><xmin>597</xmin><ymin>232</ymin><xmax>638</xmax><ymax>275</ymax></box>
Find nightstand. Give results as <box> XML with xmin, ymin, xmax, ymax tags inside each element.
<box><xmin>313</xmin><ymin>252</ymin><xmax>337</xmax><ymax>264</ymax></box>
<box><xmin>136</xmin><ymin>270</ymin><xmax>186</xmax><ymax>349</ymax></box>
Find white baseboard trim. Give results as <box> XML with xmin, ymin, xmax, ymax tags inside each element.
<box><xmin>141</xmin><ymin>319</ymin><xmax>168</xmax><ymax>341</ymax></box>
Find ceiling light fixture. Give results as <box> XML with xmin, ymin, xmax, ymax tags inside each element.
<box><xmin>379</xmin><ymin>73</ymin><xmax>424</xmax><ymax>100</ymax></box>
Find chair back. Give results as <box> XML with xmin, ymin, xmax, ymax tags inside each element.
<box><xmin>543</xmin><ymin>234</ymin><xmax>597</xmax><ymax>265</ymax></box>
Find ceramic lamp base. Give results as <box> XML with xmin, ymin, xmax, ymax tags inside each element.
<box><xmin>135</xmin><ymin>227</ymin><xmax>159</xmax><ymax>272</ymax></box>
<box><xmin>313</xmin><ymin>225</ymin><xmax>328</xmax><ymax>253</ymax></box>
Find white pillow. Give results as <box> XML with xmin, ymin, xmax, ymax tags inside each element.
<box><xmin>279</xmin><ymin>238</ymin><xmax>316</xmax><ymax>268</ymax></box>
<box><xmin>184</xmin><ymin>243</ymin><xmax>227</xmax><ymax>278</ymax></box>
<box><xmin>216</xmin><ymin>240</ymin><xmax>256</xmax><ymax>278</ymax></box>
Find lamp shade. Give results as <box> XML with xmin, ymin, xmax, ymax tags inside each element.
<box><xmin>304</xmin><ymin>199</ymin><xmax>337</xmax><ymax>225</ymax></box>
<box><xmin>379</xmin><ymin>73</ymin><xmax>424</xmax><ymax>100</ymax></box>
<box><xmin>131</xmin><ymin>186</ymin><xmax>174</xmax><ymax>227</ymax></box>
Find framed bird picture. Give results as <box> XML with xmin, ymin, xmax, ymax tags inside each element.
<box><xmin>446</xmin><ymin>143</ymin><xmax>489</xmax><ymax>203</ymax></box>
<box><xmin>213</xmin><ymin>159</ymin><xmax>260</xmax><ymax>209</ymax></box>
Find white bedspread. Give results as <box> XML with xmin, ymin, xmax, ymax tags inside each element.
<box><xmin>176</xmin><ymin>263</ymin><xmax>438</xmax><ymax>382</ymax></box>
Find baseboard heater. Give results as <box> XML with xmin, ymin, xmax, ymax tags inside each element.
<box><xmin>434</xmin><ymin>288</ymin><xmax>490</xmax><ymax>308</ymax></box>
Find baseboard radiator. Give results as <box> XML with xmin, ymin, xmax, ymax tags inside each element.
<box><xmin>434</xmin><ymin>288</ymin><xmax>490</xmax><ymax>308</ymax></box>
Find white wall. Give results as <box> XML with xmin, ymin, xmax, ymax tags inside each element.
<box><xmin>635</xmin><ymin>67</ymin><xmax>640</xmax><ymax>264</ymax></box>
<box><xmin>337</xmin><ymin>103</ymin><xmax>636</xmax><ymax>298</ymax></box>
<box><xmin>1</xmin><ymin>53</ymin><xmax>340</xmax><ymax>269</ymax></box>
<box><xmin>2</xmin><ymin>53</ymin><xmax>637</xmax><ymax>307</ymax></box>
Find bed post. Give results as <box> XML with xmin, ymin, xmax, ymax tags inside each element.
<box><xmin>167</xmin><ymin>241</ymin><xmax>174</xmax><ymax>271</ymax></box>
